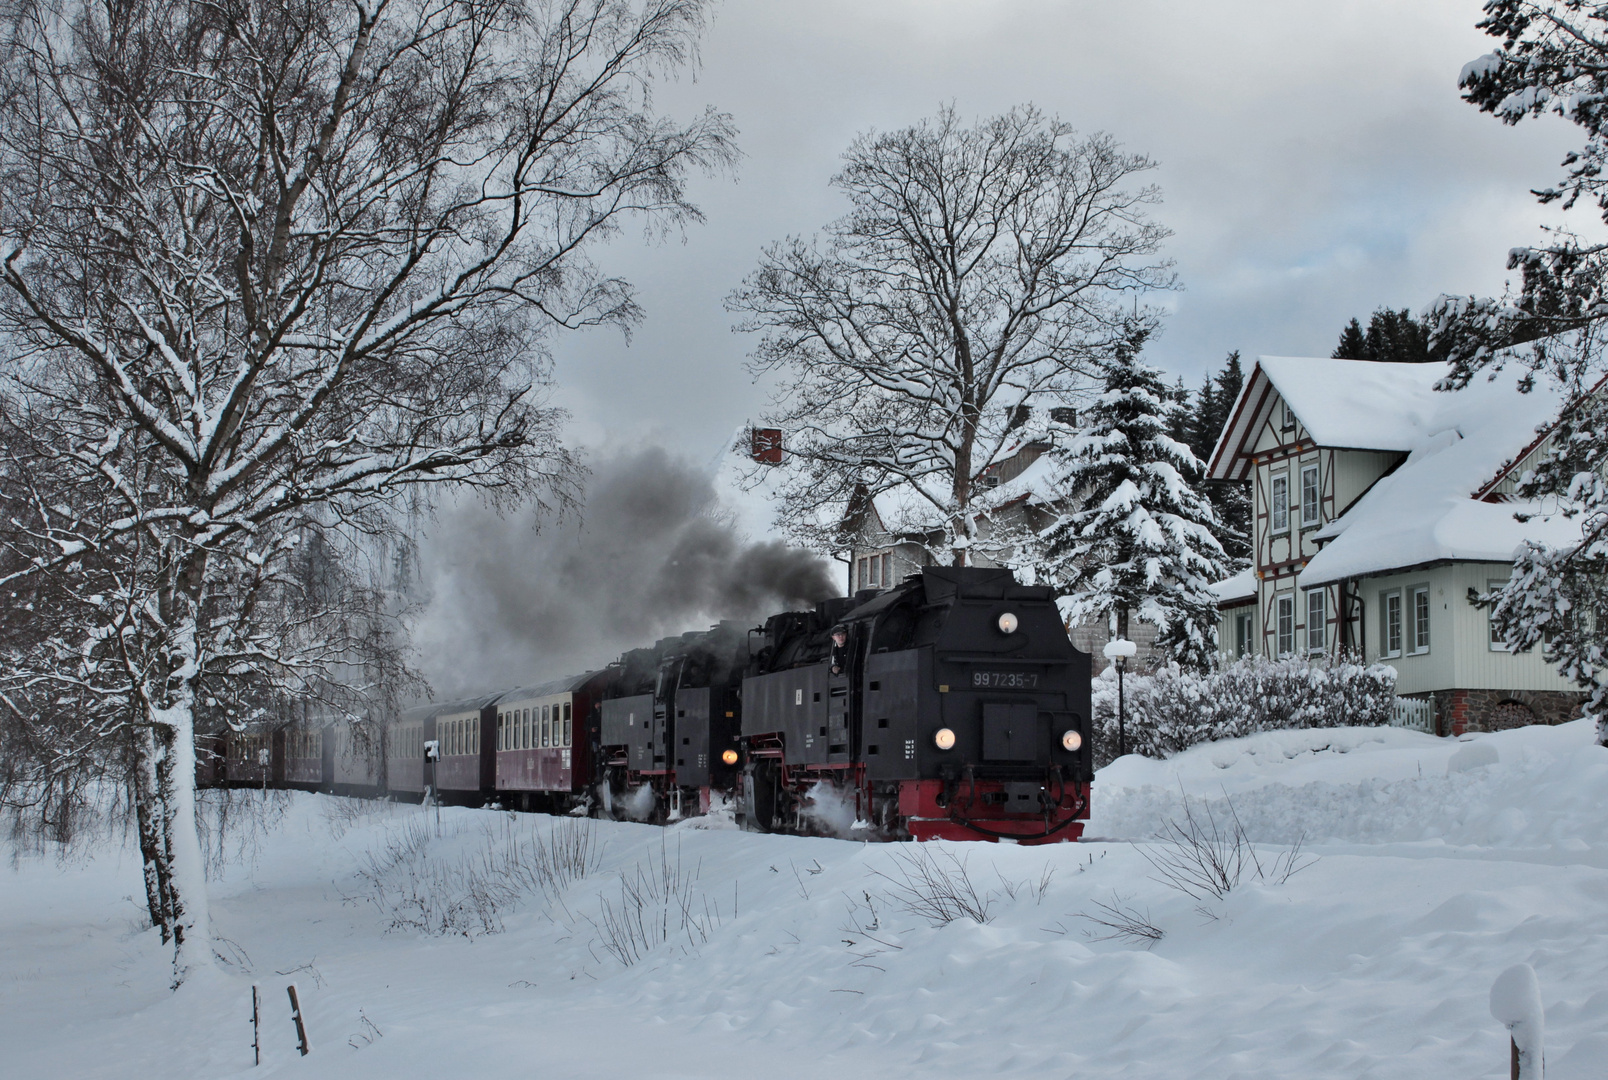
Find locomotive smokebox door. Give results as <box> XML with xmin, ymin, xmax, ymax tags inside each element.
<box><xmin>982</xmin><ymin>702</ymin><xmax>1040</xmax><ymax>761</ymax></box>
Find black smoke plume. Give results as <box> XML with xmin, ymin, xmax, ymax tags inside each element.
<box><xmin>410</xmin><ymin>446</ymin><xmax>838</xmax><ymax>697</ymax></box>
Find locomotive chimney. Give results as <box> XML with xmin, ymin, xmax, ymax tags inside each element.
<box><xmin>750</xmin><ymin>427</ymin><xmax>783</xmax><ymax>465</ymax></box>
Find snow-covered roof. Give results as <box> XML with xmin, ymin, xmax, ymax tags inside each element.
<box><xmin>1209</xmin><ymin>357</ymin><xmax>1449</xmax><ymax>481</ymax></box>
<box><xmin>982</xmin><ymin>450</ymin><xmax>1060</xmax><ymax>511</ymax></box>
<box><xmin>1209</xmin><ymin>567</ymin><xmax>1256</xmax><ymax>604</ymax></box>
<box><xmin>1300</xmin><ymin>364</ymin><xmax>1578</xmax><ymax>585</ymax></box>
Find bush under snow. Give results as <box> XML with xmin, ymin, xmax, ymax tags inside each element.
<box><xmin>1092</xmin><ymin>653</ymin><xmax>1396</xmax><ymax>764</ymax></box>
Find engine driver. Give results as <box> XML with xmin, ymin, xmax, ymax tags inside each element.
<box><xmin>829</xmin><ymin>625</ymin><xmax>849</xmax><ymax>676</ymax></box>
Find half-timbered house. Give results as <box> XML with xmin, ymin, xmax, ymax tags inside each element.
<box><xmin>1206</xmin><ymin>356</ymin><xmax>1588</xmax><ymax>734</ymax></box>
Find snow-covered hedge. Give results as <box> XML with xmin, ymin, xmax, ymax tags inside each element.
<box><xmin>1091</xmin><ymin>654</ymin><xmax>1397</xmax><ymax>764</ymax></box>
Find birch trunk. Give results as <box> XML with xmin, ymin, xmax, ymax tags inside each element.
<box><xmin>129</xmin><ymin>726</ymin><xmax>173</xmax><ymax>942</ymax></box>
<box><xmin>151</xmin><ymin>686</ymin><xmax>210</xmax><ymax>987</ymax></box>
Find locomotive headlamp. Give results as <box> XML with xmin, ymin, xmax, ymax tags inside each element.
<box><xmin>933</xmin><ymin>727</ymin><xmax>957</xmax><ymax>750</ymax></box>
<box><xmin>721</xmin><ymin>749</ymin><xmax>739</xmax><ymax>766</ymax></box>
<box><xmin>997</xmin><ymin>612</ymin><xmax>1019</xmax><ymax>635</ymax></box>
<box><xmin>1061</xmin><ymin>729</ymin><xmax>1083</xmax><ymax>752</ymax></box>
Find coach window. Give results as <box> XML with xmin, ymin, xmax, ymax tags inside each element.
<box><xmin>1380</xmin><ymin>589</ymin><xmax>1403</xmax><ymax>658</ymax></box>
<box><xmin>472</xmin><ymin>717</ymin><xmax>479</xmax><ymax>755</ymax></box>
<box><xmin>1270</xmin><ymin>472</ymin><xmax>1289</xmax><ymax>535</ymax></box>
<box><xmin>563</xmin><ymin>702</ymin><xmax>573</xmax><ymax>746</ymax></box>
<box><xmin>1275</xmin><ymin>593</ymin><xmax>1295</xmax><ymax>657</ymax></box>
<box><xmin>539</xmin><ymin>705</ymin><xmax>548</xmax><ymax>748</ymax></box>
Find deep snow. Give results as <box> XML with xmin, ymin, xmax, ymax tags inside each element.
<box><xmin>3</xmin><ymin>720</ymin><xmax>1606</xmax><ymax>1079</ymax></box>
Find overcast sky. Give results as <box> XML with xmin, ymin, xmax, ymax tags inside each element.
<box><xmin>415</xmin><ymin>1</ymin><xmax>1599</xmax><ymax>691</ymax></box>
<box><xmin>545</xmin><ymin>0</ymin><xmax>1585</xmax><ymax>462</ymax></box>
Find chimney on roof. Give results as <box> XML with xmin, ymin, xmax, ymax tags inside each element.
<box><xmin>750</xmin><ymin>427</ymin><xmax>783</xmax><ymax>465</ymax></box>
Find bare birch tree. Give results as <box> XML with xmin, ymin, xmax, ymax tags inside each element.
<box><xmin>0</xmin><ymin>0</ymin><xmax>734</xmax><ymax>985</ymax></box>
<box><xmin>729</xmin><ymin>104</ymin><xmax>1174</xmax><ymax>566</ymax></box>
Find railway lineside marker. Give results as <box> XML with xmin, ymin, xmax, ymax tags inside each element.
<box><xmin>287</xmin><ymin>983</ymin><xmax>311</xmax><ymax>1056</ymax></box>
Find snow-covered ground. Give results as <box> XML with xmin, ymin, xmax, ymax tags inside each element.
<box><xmin>4</xmin><ymin>721</ymin><xmax>1606</xmax><ymax>1079</ymax></box>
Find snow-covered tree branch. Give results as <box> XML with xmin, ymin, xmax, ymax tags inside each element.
<box><xmin>1426</xmin><ymin>0</ymin><xmax>1608</xmax><ymax>744</ymax></box>
<box><xmin>728</xmin><ymin>104</ymin><xmax>1174</xmax><ymax>565</ymax></box>
<box><xmin>0</xmin><ymin>0</ymin><xmax>734</xmax><ymax>985</ymax></box>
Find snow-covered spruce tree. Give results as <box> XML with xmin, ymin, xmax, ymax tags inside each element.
<box><xmin>1482</xmin><ymin>387</ymin><xmax>1608</xmax><ymax>741</ymax></box>
<box><xmin>1425</xmin><ymin>0</ymin><xmax>1608</xmax><ymax>744</ymax></box>
<box><xmin>0</xmin><ymin>0</ymin><xmax>734</xmax><ymax>986</ymax></box>
<box><xmin>729</xmin><ymin>104</ymin><xmax>1174</xmax><ymax>567</ymax></box>
<box><xmin>1039</xmin><ymin>322</ymin><xmax>1230</xmax><ymax>671</ymax></box>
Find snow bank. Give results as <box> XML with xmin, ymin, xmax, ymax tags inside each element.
<box><xmin>3</xmin><ymin>718</ymin><xmax>1607</xmax><ymax>1080</ymax></box>
<box><xmin>1089</xmin><ymin>718</ymin><xmax>1608</xmax><ymax>846</ymax></box>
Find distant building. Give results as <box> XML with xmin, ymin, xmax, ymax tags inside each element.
<box><xmin>837</xmin><ymin>437</ymin><xmax>1162</xmax><ymax>673</ymax></box>
<box><xmin>1206</xmin><ymin>356</ymin><xmax>1592</xmax><ymax>734</ymax></box>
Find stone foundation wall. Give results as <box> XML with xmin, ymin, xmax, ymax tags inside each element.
<box><xmin>1413</xmin><ymin>688</ymin><xmax>1587</xmax><ymax>736</ymax></box>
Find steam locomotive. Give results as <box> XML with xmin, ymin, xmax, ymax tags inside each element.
<box><xmin>207</xmin><ymin>566</ymin><xmax>1093</xmax><ymax>844</ymax></box>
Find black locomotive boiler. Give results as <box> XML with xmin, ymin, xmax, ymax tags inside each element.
<box><xmin>740</xmin><ymin>566</ymin><xmax>1092</xmax><ymax>843</ymax></box>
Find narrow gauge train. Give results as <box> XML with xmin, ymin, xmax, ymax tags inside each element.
<box><xmin>205</xmin><ymin>567</ymin><xmax>1093</xmax><ymax>843</ymax></box>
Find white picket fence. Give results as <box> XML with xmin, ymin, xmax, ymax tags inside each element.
<box><xmin>1389</xmin><ymin>695</ymin><xmax>1436</xmax><ymax>734</ymax></box>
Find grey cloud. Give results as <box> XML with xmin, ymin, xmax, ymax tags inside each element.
<box><xmin>410</xmin><ymin>446</ymin><xmax>836</xmax><ymax>698</ymax></box>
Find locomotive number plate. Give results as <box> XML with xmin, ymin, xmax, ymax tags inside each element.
<box><xmin>971</xmin><ymin>670</ymin><xmax>1039</xmax><ymax>690</ymax></box>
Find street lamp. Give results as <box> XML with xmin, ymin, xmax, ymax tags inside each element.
<box><xmin>1102</xmin><ymin>638</ymin><xmax>1137</xmax><ymax>759</ymax></box>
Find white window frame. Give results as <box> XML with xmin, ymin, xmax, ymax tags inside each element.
<box><xmin>1488</xmin><ymin>578</ymin><xmax>1511</xmax><ymax>651</ymax></box>
<box><xmin>1409</xmin><ymin>585</ymin><xmax>1431</xmax><ymax>655</ymax></box>
<box><xmin>1300</xmin><ymin>464</ymin><xmax>1320</xmax><ymax>528</ymax></box>
<box><xmin>1270</xmin><ymin>472</ymin><xmax>1290</xmax><ymax>535</ymax></box>
<box><xmin>1381</xmin><ymin>589</ymin><xmax>1403</xmax><ymax>658</ymax></box>
<box><xmin>1235</xmin><ymin>610</ymin><xmax>1253</xmax><ymax>657</ymax></box>
<box><xmin>1275</xmin><ymin>593</ymin><xmax>1295</xmax><ymax>657</ymax></box>
<box><xmin>1306</xmin><ymin>588</ymin><xmax>1326</xmax><ymax>653</ymax></box>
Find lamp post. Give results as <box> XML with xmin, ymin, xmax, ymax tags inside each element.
<box><xmin>1102</xmin><ymin>638</ymin><xmax>1137</xmax><ymax>759</ymax></box>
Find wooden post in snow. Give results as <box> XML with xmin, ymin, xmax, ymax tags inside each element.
<box><xmin>251</xmin><ymin>984</ymin><xmax>261</xmax><ymax>1066</ymax></box>
<box><xmin>286</xmin><ymin>983</ymin><xmax>311</xmax><ymax>1056</ymax></box>
<box><xmin>1490</xmin><ymin>964</ymin><xmax>1543</xmax><ymax>1079</ymax></box>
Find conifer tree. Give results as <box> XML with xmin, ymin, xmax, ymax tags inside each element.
<box><xmin>1040</xmin><ymin>323</ymin><xmax>1230</xmax><ymax>670</ymax></box>
<box><xmin>1331</xmin><ymin>308</ymin><xmax>1442</xmax><ymax>364</ymax></box>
